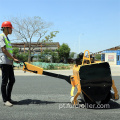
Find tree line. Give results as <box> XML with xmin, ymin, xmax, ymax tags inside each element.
<box><xmin>13</xmin><ymin>43</ymin><xmax>72</xmax><ymax>63</ymax></box>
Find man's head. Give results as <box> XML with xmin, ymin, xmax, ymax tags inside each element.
<box><xmin>1</xmin><ymin>21</ymin><xmax>13</xmax><ymax>35</ymax></box>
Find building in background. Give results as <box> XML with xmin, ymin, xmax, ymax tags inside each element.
<box><xmin>11</xmin><ymin>42</ymin><xmax>60</xmax><ymax>54</ymax></box>
<box><xmin>100</xmin><ymin>45</ymin><xmax>120</xmax><ymax>65</ymax></box>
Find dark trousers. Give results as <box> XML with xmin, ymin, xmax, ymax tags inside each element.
<box><xmin>1</xmin><ymin>64</ymin><xmax>15</xmax><ymax>102</ymax></box>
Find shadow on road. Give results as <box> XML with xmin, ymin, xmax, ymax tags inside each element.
<box><xmin>108</xmin><ymin>100</ymin><xmax>120</xmax><ymax>109</ymax></box>
<box><xmin>15</xmin><ymin>99</ymin><xmax>69</xmax><ymax>105</ymax></box>
<box><xmin>16</xmin><ymin>99</ymin><xmax>56</xmax><ymax>105</ymax></box>
<box><xmin>16</xmin><ymin>99</ymin><xmax>120</xmax><ymax>110</ymax></box>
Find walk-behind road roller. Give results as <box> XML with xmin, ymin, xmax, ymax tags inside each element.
<box><xmin>22</xmin><ymin>50</ymin><xmax>119</xmax><ymax>105</ymax></box>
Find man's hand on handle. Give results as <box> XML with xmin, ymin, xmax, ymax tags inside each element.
<box><xmin>13</xmin><ymin>58</ymin><xmax>20</xmax><ymax>63</ymax></box>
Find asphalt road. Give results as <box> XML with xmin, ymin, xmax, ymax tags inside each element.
<box><xmin>0</xmin><ymin>75</ymin><xmax>120</xmax><ymax>120</ymax></box>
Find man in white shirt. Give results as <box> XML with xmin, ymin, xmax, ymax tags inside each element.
<box><xmin>0</xmin><ymin>21</ymin><xmax>19</xmax><ymax>107</ymax></box>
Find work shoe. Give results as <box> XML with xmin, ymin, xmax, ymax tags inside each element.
<box><xmin>4</xmin><ymin>101</ymin><xmax>13</xmax><ymax>107</ymax></box>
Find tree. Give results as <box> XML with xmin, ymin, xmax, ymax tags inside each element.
<box><xmin>16</xmin><ymin>53</ymin><xmax>28</xmax><ymax>62</ymax></box>
<box><xmin>38</xmin><ymin>49</ymin><xmax>59</xmax><ymax>63</ymax></box>
<box><xmin>13</xmin><ymin>47</ymin><xmax>19</xmax><ymax>55</ymax></box>
<box><xmin>95</xmin><ymin>54</ymin><xmax>101</xmax><ymax>60</ymax></box>
<box><xmin>51</xmin><ymin>50</ymin><xmax>59</xmax><ymax>63</ymax></box>
<box><xmin>69</xmin><ymin>52</ymin><xmax>76</xmax><ymax>59</ymax></box>
<box><xmin>13</xmin><ymin>47</ymin><xmax>28</xmax><ymax>62</ymax></box>
<box><xmin>11</xmin><ymin>16</ymin><xmax>59</xmax><ymax>62</ymax></box>
<box><xmin>58</xmin><ymin>43</ymin><xmax>70</xmax><ymax>63</ymax></box>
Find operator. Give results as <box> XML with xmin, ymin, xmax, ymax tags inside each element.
<box><xmin>0</xmin><ymin>21</ymin><xmax>20</xmax><ymax>107</ymax></box>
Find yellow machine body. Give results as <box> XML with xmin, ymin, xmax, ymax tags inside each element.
<box><xmin>70</xmin><ymin>50</ymin><xmax>119</xmax><ymax>104</ymax></box>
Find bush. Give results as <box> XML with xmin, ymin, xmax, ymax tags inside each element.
<box><xmin>95</xmin><ymin>54</ymin><xmax>101</xmax><ymax>60</ymax></box>
<box><xmin>13</xmin><ymin>47</ymin><xmax>28</xmax><ymax>62</ymax></box>
<box><xmin>42</xmin><ymin>64</ymin><xmax>70</xmax><ymax>70</ymax></box>
<box><xmin>16</xmin><ymin>53</ymin><xmax>28</xmax><ymax>62</ymax></box>
<box><xmin>47</xmin><ymin>64</ymin><xmax>55</xmax><ymax>70</ymax></box>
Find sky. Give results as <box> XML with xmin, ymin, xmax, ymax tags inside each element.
<box><xmin>0</xmin><ymin>0</ymin><xmax>120</xmax><ymax>54</ymax></box>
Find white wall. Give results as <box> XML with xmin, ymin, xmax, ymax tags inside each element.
<box><xmin>105</xmin><ymin>53</ymin><xmax>116</xmax><ymax>65</ymax></box>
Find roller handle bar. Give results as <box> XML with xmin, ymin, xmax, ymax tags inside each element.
<box><xmin>21</xmin><ymin>61</ymin><xmax>71</xmax><ymax>84</ymax></box>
